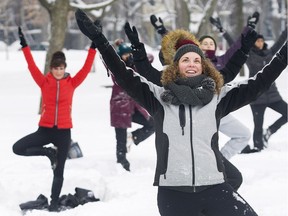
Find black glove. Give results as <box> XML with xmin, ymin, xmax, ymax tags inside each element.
<box><xmin>150</xmin><ymin>15</ymin><xmax>167</xmax><ymax>36</ymax></box>
<box><xmin>201</xmin><ymin>77</ymin><xmax>215</xmax><ymax>91</ymax></box>
<box><xmin>124</xmin><ymin>22</ymin><xmax>141</xmax><ymax>48</ymax></box>
<box><xmin>18</xmin><ymin>26</ymin><xmax>27</xmax><ymax>48</ymax></box>
<box><xmin>90</xmin><ymin>20</ymin><xmax>101</xmax><ymax>49</ymax></box>
<box><xmin>247</xmin><ymin>11</ymin><xmax>260</xmax><ymax>29</ymax></box>
<box><xmin>209</xmin><ymin>17</ymin><xmax>223</xmax><ymax>33</ymax></box>
<box><xmin>241</xmin><ymin>27</ymin><xmax>258</xmax><ymax>54</ymax></box>
<box><xmin>276</xmin><ymin>41</ymin><xmax>287</xmax><ymax>65</ymax></box>
<box><xmin>75</xmin><ymin>9</ymin><xmax>108</xmax><ymax>48</ymax></box>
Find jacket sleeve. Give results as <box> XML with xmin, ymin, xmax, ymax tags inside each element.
<box><xmin>71</xmin><ymin>48</ymin><xmax>96</xmax><ymax>88</ymax></box>
<box><xmin>22</xmin><ymin>46</ymin><xmax>45</xmax><ymax>87</ymax></box>
<box><xmin>220</xmin><ymin>49</ymin><xmax>248</xmax><ymax>84</ymax></box>
<box><xmin>132</xmin><ymin>43</ymin><xmax>162</xmax><ymax>86</ymax></box>
<box><xmin>98</xmin><ymin>44</ymin><xmax>161</xmax><ymax>116</ymax></box>
<box><xmin>267</xmin><ymin>28</ymin><xmax>287</xmax><ymax>56</ymax></box>
<box><xmin>216</xmin><ymin>26</ymin><xmax>250</xmax><ymax>69</ymax></box>
<box><xmin>218</xmin><ymin>52</ymin><xmax>287</xmax><ymax>117</ymax></box>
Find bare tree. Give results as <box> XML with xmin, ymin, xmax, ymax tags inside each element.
<box><xmin>38</xmin><ymin>0</ymin><xmax>117</xmax><ymax>75</ymax></box>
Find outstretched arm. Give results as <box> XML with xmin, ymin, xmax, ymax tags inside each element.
<box><xmin>19</xmin><ymin>27</ymin><xmax>45</xmax><ymax>87</ymax></box>
<box><xmin>219</xmin><ymin>42</ymin><xmax>287</xmax><ymax>116</ymax></box>
<box><xmin>75</xmin><ymin>9</ymin><xmax>161</xmax><ymax>116</ymax></box>
<box><xmin>219</xmin><ymin>27</ymin><xmax>258</xmax><ymax>83</ymax></box>
<box><xmin>124</xmin><ymin>22</ymin><xmax>162</xmax><ymax>86</ymax></box>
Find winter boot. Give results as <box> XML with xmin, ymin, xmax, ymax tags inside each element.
<box><xmin>25</xmin><ymin>146</ymin><xmax>57</xmax><ymax>170</ymax></box>
<box><xmin>48</xmin><ymin>199</ymin><xmax>60</xmax><ymax>212</ymax></box>
<box><xmin>263</xmin><ymin>128</ymin><xmax>272</xmax><ymax>148</ymax></box>
<box><xmin>49</xmin><ymin>177</ymin><xmax>63</xmax><ymax>212</ymax></box>
<box><xmin>44</xmin><ymin>147</ymin><xmax>58</xmax><ymax>170</ymax></box>
<box><xmin>116</xmin><ymin>152</ymin><xmax>130</xmax><ymax>171</ymax></box>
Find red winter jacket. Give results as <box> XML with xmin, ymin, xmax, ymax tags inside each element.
<box><xmin>22</xmin><ymin>47</ymin><xmax>96</xmax><ymax>128</ymax></box>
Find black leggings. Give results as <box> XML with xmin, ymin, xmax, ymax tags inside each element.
<box><xmin>250</xmin><ymin>99</ymin><xmax>287</xmax><ymax>149</ymax></box>
<box><xmin>157</xmin><ymin>183</ymin><xmax>258</xmax><ymax>216</ymax></box>
<box><xmin>13</xmin><ymin>126</ymin><xmax>71</xmax><ymax>200</ymax></box>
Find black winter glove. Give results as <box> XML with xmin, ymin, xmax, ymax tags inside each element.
<box><xmin>276</xmin><ymin>41</ymin><xmax>287</xmax><ymax>65</ymax></box>
<box><xmin>89</xmin><ymin>20</ymin><xmax>101</xmax><ymax>49</ymax></box>
<box><xmin>201</xmin><ymin>77</ymin><xmax>215</xmax><ymax>91</ymax></box>
<box><xmin>209</xmin><ymin>17</ymin><xmax>223</xmax><ymax>33</ymax></box>
<box><xmin>75</xmin><ymin>9</ymin><xmax>108</xmax><ymax>49</ymax></box>
<box><xmin>247</xmin><ymin>11</ymin><xmax>260</xmax><ymax>29</ymax></box>
<box><xmin>241</xmin><ymin>27</ymin><xmax>258</xmax><ymax>54</ymax></box>
<box><xmin>18</xmin><ymin>26</ymin><xmax>27</xmax><ymax>48</ymax></box>
<box><xmin>124</xmin><ymin>22</ymin><xmax>141</xmax><ymax>48</ymax></box>
<box><xmin>150</xmin><ymin>15</ymin><xmax>168</xmax><ymax>36</ymax></box>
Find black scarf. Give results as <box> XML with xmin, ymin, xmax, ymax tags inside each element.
<box><xmin>161</xmin><ymin>74</ymin><xmax>215</xmax><ymax>106</ymax></box>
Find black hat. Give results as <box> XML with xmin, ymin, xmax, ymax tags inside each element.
<box><xmin>199</xmin><ymin>35</ymin><xmax>217</xmax><ymax>50</ymax></box>
<box><xmin>173</xmin><ymin>39</ymin><xmax>205</xmax><ymax>62</ymax></box>
<box><xmin>256</xmin><ymin>34</ymin><xmax>264</xmax><ymax>40</ymax></box>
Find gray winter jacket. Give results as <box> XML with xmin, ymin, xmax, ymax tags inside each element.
<box><xmin>99</xmin><ymin>44</ymin><xmax>287</xmax><ymax>189</ymax></box>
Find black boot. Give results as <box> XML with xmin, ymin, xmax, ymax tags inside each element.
<box><xmin>48</xmin><ymin>176</ymin><xmax>63</xmax><ymax>212</ymax></box>
<box><xmin>44</xmin><ymin>147</ymin><xmax>57</xmax><ymax>170</ymax></box>
<box><xmin>117</xmin><ymin>152</ymin><xmax>130</xmax><ymax>171</ymax></box>
<box><xmin>48</xmin><ymin>199</ymin><xmax>60</xmax><ymax>212</ymax></box>
<box><xmin>25</xmin><ymin>147</ymin><xmax>57</xmax><ymax>170</ymax></box>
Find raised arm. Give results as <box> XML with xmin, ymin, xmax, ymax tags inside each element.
<box><xmin>220</xmin><ymin>27</ymin><xmax>258</xmax><ymax>83</ymax></box>
<box><xmin>18</xmin><ymin>27</ymin><xmax>45</xmax><ymax>87</ymax></box>
<box><xmin>219</xmin><ymin>42</ymin><xmax>287</xmax><ymax>116</ymax></box>
<box><xmin>124</xmin><ymin>22</ymin><xmax>162</xmax><ymax>86</ymax></box>
<box><xmin>75</xmin><ymin>9</ymin><xmax>161</xmax><ymax>116</ymax></box>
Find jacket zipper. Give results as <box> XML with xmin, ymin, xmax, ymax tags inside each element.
<box><xmin>179</xmin><ymin>104</ymin><xmax>186</xmax><ymax>135</ymax></box>
<box><xmin>189</xmin><ymin>105</ymin><xmax>196</xmax><ymax>189</ymax></box>
<box><xmin>55</xmin><ymin>81</ymin><xmax>60</xmax><ymax>126</ymax></box>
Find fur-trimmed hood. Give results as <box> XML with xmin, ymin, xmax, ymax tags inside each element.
<box><xmin>161</xmin><ymin>29</ymin><xmax>200</xmax><ymax>66</ymax></box>
<box><xmin>160</xmin><ymin>29</ymin><xmax>224</xmax><ymax>94</ymax></box>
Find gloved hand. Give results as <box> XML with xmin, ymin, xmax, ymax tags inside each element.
<box><xmin>209</xmin><ymin>17</ymin><xmax>223</xmax><ymax>33</ymax></box>
<box><xmin>247</xmin><ymin>11</ymin><xmax>260</xmax><ymax>29</ymax></box>
<box><xmin>75</xmin><ymin>9</ymin><xmax>108</xmax><ymax>48</ymax></box>
<box><xmin>124</xmin><ymin>22</ymin><xmax>141</xmax><ymax>48</ymax></box>
<box><xmin>90</xmin><ymin>20</ymin><xmax>101</xmax><ymax>49</ymax></box>
<box><xmin>241</xmin><ymin>27</ymin><xmax>258</xmax><ymax>54</ymax></box>
<box><xmin>18</xmin><ymin>26</ymin><xmax>27</xmax><ymax>48</ymax></box>
<box><xmin>276</xmin><ymin>41</ymin><xmax>287</xmax><ymax>65</ymax></box>
<box><xmin>201</xmin><ymin>77</ymin><xmax>215</xmax><ymax>91</ymax></box>
<box><xmin>150</xmin><ymin>15</ymin><xmax>167</xmax><ymax>36</ymax></box>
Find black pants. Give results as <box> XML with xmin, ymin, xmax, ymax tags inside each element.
<box><xmin>115</xmin><ymin>110</ymin><xmax>154</xmax><ymax>153</ymax></box>
<box><xmin>157</xmin><ymin>183</ymin><xmax>258</xmax><ymax>216</ymax></box>
<box><xmin>13</xmin><ymin>126</ymin><xmax>71</xmax><ymax>201</ymax></box>
<box><xmin>222</xmin><ymin>156</ymin><xmax>242</xmax><ymax>191</ymax></box>
<box><xmin>250</xmin><ymin>99</ymin><xmax>287</xmax><ymax>149</ymax></box>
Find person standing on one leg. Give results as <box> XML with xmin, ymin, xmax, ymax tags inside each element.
<box><xmin>12</xmin><ymin>27</ymin><xmax>96</xmax><ymax>212</ymax></box>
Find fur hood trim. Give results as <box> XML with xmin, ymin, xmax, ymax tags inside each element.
<box><xmin>161</xmin><ymin>29</ymin><xmax>200</xmax><ymax>65</ymax></box>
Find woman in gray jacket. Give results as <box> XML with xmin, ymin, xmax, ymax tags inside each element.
<box><xmin>75</xmin><ymin>9</ymin><xmax>287</xmax><ymax>216</ymax></box>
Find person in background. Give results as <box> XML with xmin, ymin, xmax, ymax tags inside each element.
<box><xmin>12</xmin><ymin>27</ymin><xmax>96</xmax><ymax>212</ymax></box>
<box><xmin>107</xmin><ymin>42</ymin><xmax>155</xmax><ymax>171</ymax></box>
<box><xmin>211</xmin><ymin>14</ymin><xmax>287</xmax><ymax>152</ymax></box>
<box><xmin>75</xmin><ymin>9</ymin><xmax>287</xmax><ymax>215</ymax></box>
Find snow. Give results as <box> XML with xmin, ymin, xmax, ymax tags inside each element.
<box><xmin>0</xmin><ymin>46</ymin><xmax>287</xmax><ymax>216</ymax></box>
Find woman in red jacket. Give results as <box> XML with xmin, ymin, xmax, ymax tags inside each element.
<box><xmin>12</xmin><ymin>27</ymin><xmax>96</xmax><ymax>212</ymax></box>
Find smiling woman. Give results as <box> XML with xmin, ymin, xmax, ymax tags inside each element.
<box><xmin>50</xmin><ymin>51</ymin><xmax>67</xmax><ymax>80</ymax></box>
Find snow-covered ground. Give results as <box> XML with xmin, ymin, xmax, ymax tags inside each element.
<box><xmin>0</xmin><ymin>45</ymin><xmax>287</xmax><ymax>216</ymax></box>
